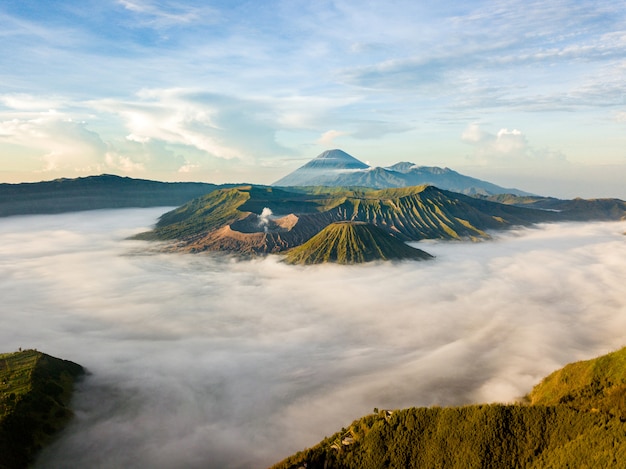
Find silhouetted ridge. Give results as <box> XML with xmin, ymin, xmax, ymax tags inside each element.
<box><xmin>0</xmin><ymin>174</ymin><xmax>221</xmax><ymax>217</ymax></box>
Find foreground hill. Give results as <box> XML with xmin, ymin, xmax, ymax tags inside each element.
<box><xmin>273</xmin><ymin>149</ymin><xmax>531</xmax><ymax>196</ymax></box>
<box><xmin>0</xmin><ymin>174</ymin><xmax>221</xmax><ymax>217</ymax></box>
<box><xmin>134</xmin><ymin>184</ymin><xmax>564</xmax><ymax>255</ymax></box>
<box><xmin>284</xmin><ymin>222</ymin><xmax>433</xmax><ymax>264</ymax></box>
<box><xmin>271</xmin><ymin>346</ymin><xmax>626</xmax><ymax>469</ymax></box>
<box><xmin>0</xmin><ymin>350</ymin><xmax>84</xmax><ymax>469</ymax></box>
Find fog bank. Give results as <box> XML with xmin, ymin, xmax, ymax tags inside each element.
<box><xmin>0</xmin><ymin>209</ymin><xmax>624</xmax><ymax>468</ymax></box>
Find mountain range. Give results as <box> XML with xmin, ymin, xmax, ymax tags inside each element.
<box><xmin>273</xmin><ymin>149</ymin><xmax>532</xmax><ymax>196</ymax></box>
<box><xmin>133</xmin><ymin>184</ymin><xmax>625</xmax><ymax>260</ymax></box>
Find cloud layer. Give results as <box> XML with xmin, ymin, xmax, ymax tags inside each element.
<box><xmin>0</xmin><ymin>210</ymin><xmax>624</xmax><ymax>468</ymax></box>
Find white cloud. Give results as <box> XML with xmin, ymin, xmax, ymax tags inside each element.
<box><xmin>117</xmin><ymin>0</ymin><xmax>218</xmax><ymax>28</ymax></box>
<box><xmin>0</xmin><ymin>93</ymin><xmax>62</xmax><ymax>111</ymax></box>
<box><xmin>105</xmin><ymin>151</ymin><xmax>145</xmax><ymax>173</ymax></box>
<box><xmin>177</xmin><ymin>162</ymin><xmax>199</xmax><ymax>173</ymax></box>
<box><xmin>615</xmin><ymin>110</ymin><xmax>626</xmax><ymax>123</ymax></box>
<box><xmin>316</xmin><ymin>129</ymin><xmax>349</xmax><ymax>146</ymax></box>
<box><xmin>462</xmin><ymin>123</ymin><xmax>567</xmax><ymax>166</ymax></box>
<box><xmin>1</xmin><ymin>211</ymin><xmax>624</xmax><ymax>467</ymax></box>
<box><xmin>91</xmin><ymin>88</ymin><xmax>289</xmax><ymax>162</ymax></box>
<box><xmin>0</xmin><ymin>111</ymin><xmax>107</xmax><ymax>174</ymax></box>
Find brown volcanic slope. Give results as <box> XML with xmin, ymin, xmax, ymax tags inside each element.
<box><xmin>134</xmin><ymin>184</ymin><xmax>614</xmax><ymax>256</ymax></box>
<box><xmin>284</xmin><ymin>222</ymin><xmax>433</xmax><ymax>264</ymax></box>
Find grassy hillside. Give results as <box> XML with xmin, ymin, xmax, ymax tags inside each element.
<box><xmin>284</xmin><ymin>222</ymin><xmax>433</xmax><ymax>264</ymax></box>
<box><xmin>0</xmin><ymin>350</ymin><xmax>84</xmax><ymax>469</ymax></box>
<box><xmin>529</xmin><ymin>346</ymin><xmax>626</xmax><ymax>418</ymax></box>
<box><xmin>271</xmin><ymin>346</ymin><xmax>626</xmax><ymax>469</ymax></box>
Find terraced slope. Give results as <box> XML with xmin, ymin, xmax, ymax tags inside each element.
<box><xmin>284</xmin><ymin>222</ymin><xmax>433</xmax><ymax>264</ymax></box>
<box><xmin>0</xmin><ymin>350</ymin><xmax>84</xmax><ymax>469</ymax></box>
<box><xmin>270</xmin><ymin>347</ymin><xmax>626</xmax><ymax>469</ymax></box>
<box><xmin>134</xmin><ymin>185</ymin><xmax>560</xmax><ymax>255</ymax></box>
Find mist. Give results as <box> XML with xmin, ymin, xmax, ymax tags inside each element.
<box><xmin>1</xmin><ymin>209</ymin><xmax>625</xmax><ymax>468</ymax></box>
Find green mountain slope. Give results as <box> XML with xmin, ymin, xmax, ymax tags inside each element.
<box><xmin>0</xmin><ymin>350</ymin><xmax>84</xmax><ymax>469</ymax></box>
<box><xmin>529</xmin><ymin>347</ymin><xmax>626</xmax><ymax>418</ymax></box>
<box><xmin>270</xmin><ymin>347</ymin><xmax>626</xmax><ymax>469</ymax></box>
<box><xmin>284</xmin><ymin>222</ymin><xmax>433</xmax><ymax>264</ymax></box>
<box><xmin>135</xmin><ymin>185</ymin><xmax>561</xmax><ymax>255</ymax></box>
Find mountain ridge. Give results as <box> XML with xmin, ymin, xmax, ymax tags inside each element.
<box><xmin>270</xmin><ymin>346</ymin><xmax>626</xmax><ymax>468</ymax></box>
<box><xmin>134</xmin><ymin>184</ymin><xmax>625</xmax><ymax>257</ymax></box>
<box><xmin>0</xmin><ymin>174</ymin><xmax>224</xmax><ymax>217</ymax></box>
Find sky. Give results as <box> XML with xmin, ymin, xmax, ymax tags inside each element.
<box><xmin>0</xmin><ymin>209</ymin><xmax>624</xmax><ymax>467</ymax></box>
<box><xmin>0</xmin><ymin>0</ymin><xmax>625</xmax><ymax>198</ymax></box>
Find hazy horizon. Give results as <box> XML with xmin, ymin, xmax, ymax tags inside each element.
<box><xmin>1</xmin><ymin>1</ymin><xmax>626</xmax><ymax>199</ymax></box>
<box><xmin>0</xmin><ymin>208</ymin><xmax>624</xmax><ymax>468</ymax></box>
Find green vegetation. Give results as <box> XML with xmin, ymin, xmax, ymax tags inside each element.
<box><xmin>529</xmin><ymin>347</ymin><xmax>626</xmax><ymax>418</ymax></box>
<box><xmin>134</xmin><ymin>186</ymin><xmax>252</xmax><ymax>240</ymax></box>
<box><xmin>136</xmin><ymin>184</ymin><xmax>564</xmax><ymax>256</ymax></box>
<box><xmin>284</xmin><ymin>222</ymin><xmax>433</xmax><ymax>264</ymax></box>
<box><xmin>271</xmin><ymin>347</ymin><xmax>626</xmax><ymax>469</ymax></box>
<box><xmin>0</xmin><ymin>349</ymin><xmax>84</xmax><ymax>469</ymax></box>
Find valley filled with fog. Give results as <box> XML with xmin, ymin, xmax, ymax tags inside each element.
<box><xmin>1</xmin><ymin>208</ymin><xmax>625</xmax><ymax>468</ymax></box>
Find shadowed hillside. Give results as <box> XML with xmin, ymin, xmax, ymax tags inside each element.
<box><xmin>0</xmin><ymin>174</ymin><xmax>221</xmax><ymax>217</ymax></box>
<box><xmin>0</xmin><ymin>350</ymin><xmax>84</xmax><ymax>469</ymax></box>
<box><xmin>270</xmin><ymin>346</ymin><xmax>626</xmax><ymax>469</ymax></box>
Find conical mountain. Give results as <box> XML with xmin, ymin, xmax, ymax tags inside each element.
<box><xmin>273</xmin><ymin>149</ymin><xmax>370</xmax><ymax>186</ymax></box>
<box><xmin>284</xmin><ymin>221</ymin><xmax>433</xmax><ymax>265</ymax></box>
<box><xmin>272</xmin><ymin>149</ymin><xmax>532</xmax><ymax>195</ymax></box>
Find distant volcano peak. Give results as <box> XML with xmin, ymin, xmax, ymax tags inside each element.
<box><xmin>305</xmin><ymin>149</ymin><xmax>370</xmax><ymax>170</ymax></box>
<box><xmin>272</xmin><ymin>149</ymin><xmax>532</xmax><ymax>196</ymax></box>
<box><xmin>273</xmin><ymin>149</ymin><xmax>370</xmax><ymax>186</ymax></box>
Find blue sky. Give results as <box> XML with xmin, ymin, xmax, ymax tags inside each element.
<box><xmin>1</xmin><ymin>0</ymin><xmax>625</xmax><ymax>198</ymax></box>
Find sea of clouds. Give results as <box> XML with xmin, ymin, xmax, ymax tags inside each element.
<box><xmin>0</xmin><ymin>208</ymin><xmax>624</xmax><ymax>468</ymax></box>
